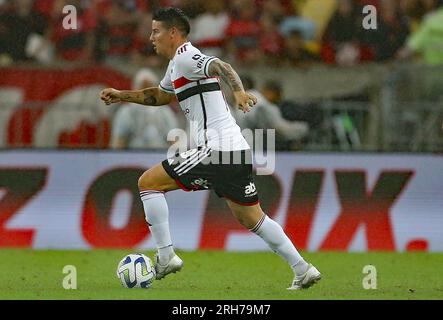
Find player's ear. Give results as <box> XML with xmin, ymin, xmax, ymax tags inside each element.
<box><xmin>170</xmin><ymin>27</ymin><xmax>178</xmax><ymax>39</ymax></box>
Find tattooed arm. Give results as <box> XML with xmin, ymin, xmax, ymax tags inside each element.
<box><xmin>207</xmin><ymin>59</ymin><xmax>257</xmax><ymax>113</ymax></box>
<box><xmin>207</xmin><ymin>59</ymin><xmax>244</xmax><ymax>92</ymax></box>
<box><xmin>100</xmin><ymin>87</ymin><xmax>175</xmax><ymax>106</ymax></box>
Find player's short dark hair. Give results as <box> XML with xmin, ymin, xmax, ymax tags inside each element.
<box><xmin>153</xmin><ymin>7</ymin><xmax>191</xmax><ymax>36</ymax></box>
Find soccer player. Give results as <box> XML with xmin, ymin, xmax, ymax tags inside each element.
<box><xmin>100</xmin><ymin>7</ymin><xmax>321</xmax><ymax>290</ymax></box>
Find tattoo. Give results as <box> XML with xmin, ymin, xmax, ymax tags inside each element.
<box><xmin>208</xmin><ymin>60</ymin><xmax>244</xmax><ymax>92</ymax></box>
<box><xmin>120</xmin><ymin>88</ymin><xmax>164</xmax><ymax>106</ymax></box>
<box><xmin>120</xmin><ymin>93</ymin><xmax>132</xmax><ymax>101</ymax></box>
<box><xmin>142</xmin><ymin>88</ymin><xmax>158</xmax><ymax>105</ymax></box>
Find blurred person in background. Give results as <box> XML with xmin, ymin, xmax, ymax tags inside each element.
<box><xmin>321</xmin><ymin>0</ymin><xmax>373</xmax><ymax>65</ymax></box>
<box><xmin>259</xmin><ymin>0</ymin><xmax>286</xmax><ymax>21</ymax></box>
<box><xmin>189</xmin><ymin>0</ymin><xmax>229</xmax><ymax>58</ymax></box>
<box><xmin>238</xmin><ymin>76</ymin><xmax>309</xmax><ymax>150</ymax></box>
<box><xmin>0</xmin><ymin>0</ymin><xmax>48</xmax><ymax>63</ymax></box>
<box><xmin>278</xmin><ymin>0</ymin><xmax>316</xmax><ymax>48</ymax></box>
<box><xmin>261</xmin><ymin>79</ymin><xmax>322</xmax><ymax>132</ymax></box>
<box><xmin>402</xmin><ymin>0</ymin><xmax>443</xmax><ymax>30</ymax></box>
<box><xmin>224</xmin><ymin>0</ymin><xmax>262</xmax><ymax>64</ymax></box>
<box><xmin>398</xmin><ymin>0</ymin><xmax>443</xmax><ymax>65</ymax></box>
<box><xmin>282</xmin><ymin>29</ymin><xmax>319</xmax><ymax>67</ymax></box>
<box><xmin>176</xmin><ymin>0</ymin><xmax>203</xmax><ymax>19</ymax></box>
<box><xmin>360</xmin><ymin>0</ymin><xmax>410</xmax><ymax>62</ymax></box>
<box><xmin>97</xmin><ymin>0</ymin><xmax>148</xmax><ymax>65</ymax></box>
<box><xmin>49</xmin><ymin>0</ymin><xmax>97</xmax><ymax>62</ymax></box>
<box><xmin>258</xmin><ymin>13</ymin><xmax>285</xmax><ymax>66</ymax></box>
<box><xmin>111</xmin><ymin>68</ymin><xmax>180</xmax><ymax>149</ymax></box>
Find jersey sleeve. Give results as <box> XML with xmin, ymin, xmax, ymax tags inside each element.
<box><xmin>159</xmin><ymin>61</ymin><xmax>174</xmax><ymax>93</ymax></box>
<box><xmin>177</xmin><ymin>51</ymin><xmax>219</xmax><ymax>80</ymax></box>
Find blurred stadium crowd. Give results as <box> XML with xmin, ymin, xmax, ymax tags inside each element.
<box><xmin>1</xmin><ymin>0</ymin><xmax>443</xmax><ymax>67</ymax></box>
<box><xmin>0</xmin><ymin>0</ymin><xmax>442</xmax><ymax>152</ymax></box>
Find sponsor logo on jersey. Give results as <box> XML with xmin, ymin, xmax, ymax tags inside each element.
<box><xmin>192</xmin><ymin>54</ymin><xmax>210</xmax><ymax>68</ymax></box>
<box><xmin>191</xmin><ymin>178</ymin><xmax>210</xmax><ymax>189</ymax></box>
<box><xmin>245</xmin><ymin>182</ymin><xmax>257</xmax><ymax>196</ymax></box>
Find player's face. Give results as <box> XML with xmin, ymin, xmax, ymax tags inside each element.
<box><xmin>150</xmin><ymin>20</ymin><xmax>172</xmax><ymax>57</ymax></box>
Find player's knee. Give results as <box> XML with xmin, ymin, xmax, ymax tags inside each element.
<box><xmin>231</xmin><ymin>205</ymin><xmax>264</xmax><ymax>230</ymax></box>
<box><xmin>232</xmin><ymin>210</ymin><xmax>256</xmax><ymax>229</ymax></box>
<box><xmin>238</xmin><ymin>216</ymin><xmax>256</xmax><ymax>230</ymax></box>
<box><xmin>234</xmin><ymin>214</ymin><xmax>247</xmax><ymax>227</ymax></box>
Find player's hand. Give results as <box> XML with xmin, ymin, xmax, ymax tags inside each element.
<box><xmin>234</xmin><ymin>91</ymin><xmax>257</xmax><ymax>113</ymax></box>
<box><xmin>100</xmin><ymin>88</ymin><xmax>122</xmax><ymax>105</ymax></box>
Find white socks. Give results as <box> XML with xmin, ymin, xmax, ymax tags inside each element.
<box><xmin>140</xmin><ymin>190</ymin><xmax>175</xmax><ymax>265</ymax></box>
<box><xmin>140</xmin><ymin>190</ymin><xmax>308</xmax><ymax>275</ymax></box>
<box><xmin>251</xmin><ymin>214</ymin><xmax>309</xmax><ymax>276</ymax></box>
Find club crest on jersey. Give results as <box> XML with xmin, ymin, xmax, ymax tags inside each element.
<box><xmin>245</xmin><ymin>182</ymin><xmax>257</xmax><ymax>196</ymax></box>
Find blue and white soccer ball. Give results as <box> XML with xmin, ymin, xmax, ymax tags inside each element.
<box><xmin>116</xmin><ymin>253</ymin><xmax>156</xmax><ymax>288</ymax></box>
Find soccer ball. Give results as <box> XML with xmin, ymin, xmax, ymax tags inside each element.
<box><xmin>116</xmin><ymin>253</ymin><xmax>156</xmax><ymax>288</ymax></box>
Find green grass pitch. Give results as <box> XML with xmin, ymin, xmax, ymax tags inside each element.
<box><xmin>0</xmin><ymin>249</ymin><xmax>442</xmax><ymax>300</ymax></box>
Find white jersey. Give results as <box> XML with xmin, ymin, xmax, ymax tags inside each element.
<box><xmin>159</xmin><ymin>42</ymin><xmax>250</xmax><ymax>151</ymax></box>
